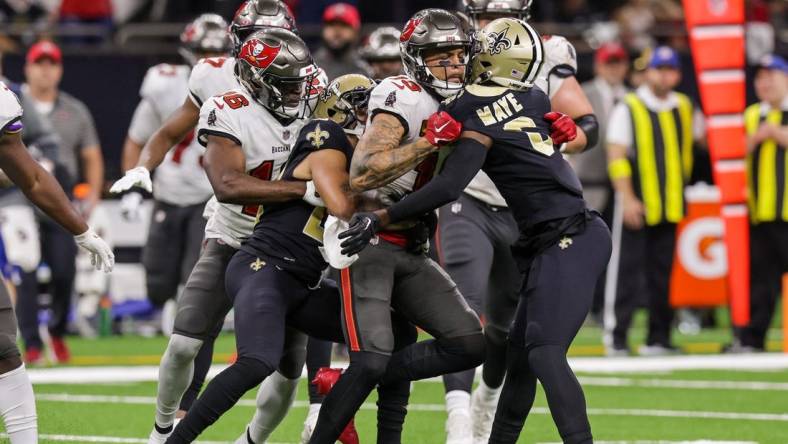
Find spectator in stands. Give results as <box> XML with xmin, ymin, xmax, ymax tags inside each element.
<box><xmin>58</xmin><ymin>0</ymin><xmax>113</xmax><ymax>43</ymax></box>
<box><xmin>604</xmin><ymin>46</ymin><xmax>704</xmax><ymax>356</ymax></box>
<box><xmin>359</xmin><ymin>26</ymin><xmax>402</xmax><ymax>80</ymax></box>
<box><xmin>15</xmin><ymin>40</ymin><xmax>104</xmax><ymax>364</ymax></box>
<box><xmin>313</xmin><ymin>2</ymin><xmax>367</xmax><ymax>80</ymax></box>
<box><xmin>730</xmin><ymin>55</ymin><xmax>788</xmax><ymax>352</ymax></box>
<box><xmin>570</xmin><ymin>42</ymin><xmax>629</xmax><ymax>324</ymax></box>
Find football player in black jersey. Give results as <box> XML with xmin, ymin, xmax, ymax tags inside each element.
<box><xmin>166</xmin><ymin>74</ymin><xmax>416</xmax><ymax>444</ymax></box>
<box><xmin>340</xmin><ymin>18</ymin><xmax>612</xmax><ymax>444</ymax></box>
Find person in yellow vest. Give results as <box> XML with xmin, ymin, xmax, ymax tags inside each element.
<box><xmin>605</xmin><ymin>46</ymin><xmax>704</xmax><ymax>355</ymax></box>
<box><xmin>732</xmin><ymin>54</ymin><xmax>788</xmax><ymax>352</ymax></box>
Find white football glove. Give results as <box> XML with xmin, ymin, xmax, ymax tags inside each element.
<box><xmin>120</xmin><ymin>191</ymin><xmax>144</xmax><ymax>222</ymax></box>
<box><xmin>75</xmin><ymin>228</ymin><xmax>115</xmax><ymax>273</ymax></box>
<box><xmin>110</xmin><ymin>166</ymin><xmax>152</xmax><ymax>194</ymax></box>
<box><xmin>303</xmin><ymin>180</ymin><xmax>325</xmax><ymax>207</ymax></box>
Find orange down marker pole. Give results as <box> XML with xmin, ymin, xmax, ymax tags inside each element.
<box><xmin>682</xmin><ymin>0</ymin><xmax>750</xmax><ymax>326</ymax></box>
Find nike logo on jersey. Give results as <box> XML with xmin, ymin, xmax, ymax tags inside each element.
<box><xmin>212</xmin><ymin>99</ymin><xmax>225</xmax><ymax>109</ymax></box>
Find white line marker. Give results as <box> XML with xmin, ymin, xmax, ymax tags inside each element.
<box><xmin>0</xmin><ymin>433</ymin><xmax>294</xmax><ymax>444</ymax></box>
<box><xmin>577</xmin><ymin>376</ymin><xmax>788</xmax><ymax>391</ymax></box>
<box><xmin>539</xmin><ymin>441</ymin><xmax>758</xmax><ymax>444</ymax></box>
<box><xmin>36</xmin><ymin>393</ymin><xmax>788</xmax><ymax>421</ymax></box>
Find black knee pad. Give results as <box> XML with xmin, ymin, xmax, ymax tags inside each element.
<box><xmin>233</xmin><ymin>356</ymin><xmax>277</xmax><ymax>388</ymax></box>
<box><xmin>525</xmin><ymin>344</ymin><xmax>567</xmax><ymax>377</ymax></box>
<box><xmin>349</xmin><ymin>351</ymin><xmax>390</xmax><ymax>383</ymax></box>
<box><xmin>439</xmin><ymin>333</ymin><xmax>486</xmax><ymax>367</ymax></box>
<box><xmin>278</xmin><ymin>338</ymin><xmax>307</xmax><ymax>380</ymax></box>
<box><xmin>484</xmin><ymin>323</ymin><xmax>508</xmax><ymax>347</ymax></box>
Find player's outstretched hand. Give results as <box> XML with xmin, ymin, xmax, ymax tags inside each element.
<box><xmin>425</xmin><ymin>111</ymin><xmax>462</xmax><ymax>146</ymax></box>
<box><xmin>120</xmin><ymin>191</ymin><xmax>143</xmax><ymax>222</ymax></box>
<box><xmin>75</xmin><ymin>228</ymin><xmax>115</xmax><ymax>273</ymax></box>
<box><xmin>109</xmin><ymin>166</ymin><xmax>152</xmax><ymax>194</ymax></box>
<box><xmin>338</xmin><ymin>212</ymin><xmax>381</xmax><ymax>256</ymax></box>
<box><xmin>544</xmin><ymin>111</ymin><xmax>577</xmax><ymax>146</ymax></box>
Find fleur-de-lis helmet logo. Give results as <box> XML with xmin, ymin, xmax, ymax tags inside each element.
<box><xmin>487</xmin><ymin>26</ymin><xmax>512</xmax><ymax>55</ymax></box>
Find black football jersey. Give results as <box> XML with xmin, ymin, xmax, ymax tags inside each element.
<box><xmin>441</xmin><ymin>85</ymin><xmax>586</xmax><ymax>232</ymax></box>
<box><xmin>241</xmin><ymin>119</ymin><xmax>354</xmax><ymax>283</ymax></box>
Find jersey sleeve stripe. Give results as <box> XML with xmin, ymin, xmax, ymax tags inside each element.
<box><xmin>1</xmin><ymin>117</ymin><xmax>23</xmax><ymax>135</ymax></box>
<box><xmin>197</xmin><ymin>129</ymin><xmax>242</xmax><ymax>147</ymax></box>
<box><xmin>189</xmin><ymin>91</ymin><xmax>203</xmax><ymax>107</ymax></box>
<box><xmin>370</xmin><ymin>109</ymin><xmax>410</xmax><ymax>136</ymax></box>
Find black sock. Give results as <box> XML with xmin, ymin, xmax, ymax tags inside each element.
<box><xmin>488</xmin><ymin>343</ymin><xmax>536</xmax><ymax>444</ymax></box>
<box><xmin>168</xmin><ymin>357</ymin><xmax>274</xmax><ymax>443</ymax></box>
<box><xmin>306</xmin><ymin>338</ymin><xmax>333</xmax><ymax>404</ymax></box>
<box><xmin>481</xmin><ymin>325</ymin><xmax>509</xmax><ymax>389</ymax></box>
<box><xmin>309</xmin><ymin>351</ymin><xmax>389</xmax><ymax>444</ymax></box>
<box><xmin>179</xmin><ymin>336</ymin><xmax>215</xmax><ymax>412</ymax></box>
<box><xmin>381</xmin><ymin>334</ymin><xmax>485</xmax><ymax>385</ymax></box>
<box><xmin>154</xmin><ymin>422</ymin><xmax>173</xmax><ymax>434</ymax></box>
<box><xmin>375</xmin><ymin>379</ymin><xmax>410</xmax><ymax>444</ymax></box>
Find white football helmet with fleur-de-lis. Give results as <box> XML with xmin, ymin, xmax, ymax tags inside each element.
<box><xmin>470</xmin><ymin>17</ymin><xmax>544</xmax><ymax>90</ymax></box>
<box><xmin>313</xmin><ymin>73</ymin><xmax>376</xmax><ymax>136</ymax></box>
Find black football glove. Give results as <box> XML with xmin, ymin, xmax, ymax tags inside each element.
<box><xmin>338</xmin><ymin>212</ymin><xmax>381</xmax><ymax>256</ymax></box>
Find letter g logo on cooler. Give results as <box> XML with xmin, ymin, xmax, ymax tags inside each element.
<box><xmin>677</xmin><ymin>216</ymin><xmax>727</xmax><ymax>279</ymax></box>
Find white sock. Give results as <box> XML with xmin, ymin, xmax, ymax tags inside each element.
<box><xmin>155</xmin><ymin>334</ymin><xmax>203</xmax><ymax>428</ymax></box>
<box><xmin>475</xmin><ymin>379</ymin><xmax>501</xmax><ymax>404</ymax></box>
<box><xmin>445</xmin><ymin>390</ymin><xmax>471</xmax><ymax>416</ymax></box>
<box><xmin>0</xmin><ymin>364</ymin><xmax>38</xmax><ymax>444</ymax></box>
<box><xmin>242</xmin><ymin>371</ymin><xmax>299</xmax><ymax>444</ymax></box>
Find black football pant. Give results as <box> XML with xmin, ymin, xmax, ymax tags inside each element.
<box><xmin>489</xmin><ymin>215</ymin><xmax>611</xmax><ymax>444</ymax></box>
<box><xmin>437</xmin><ymin>193</ymin><xmax>520</xmax><ymax>393</ymax></box>
<box><xmin>738</xmin><ymin>222</ymin><xmax>788</xmax><ymax>348</ymax></box>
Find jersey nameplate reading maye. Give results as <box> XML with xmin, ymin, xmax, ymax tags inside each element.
<box><xmin>473</xmin><ymin>91</ymin><xmax>554</xmax><ymax>156</ymax></box>
<box><xmin>475</xmin><ymin>92</ymin><xmax>523</xmax><ymax>126</ymax></box>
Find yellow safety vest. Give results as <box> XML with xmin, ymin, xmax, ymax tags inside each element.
<box><xmin>745</xmin><ymin>103</ymin><xmax>788</xmax><ymax>223</ymax></box>
<box><xmin>624</xmin><ymin>92</ymin><xmax>694</xmax><ymax>226</ymax></box>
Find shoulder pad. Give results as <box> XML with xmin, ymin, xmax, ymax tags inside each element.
<box><xmin>542</xmin><ymin>35</ymin><xmax>577</xmax><ymax>77</ymax></box>
<box><xmin>188</xmin><ymin>57</ymin><xmax>232</xmax><ymax>105</ymax></box>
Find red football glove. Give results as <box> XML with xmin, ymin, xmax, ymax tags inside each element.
<box><xmin>544</xmin><ymin>111</ymin><xmax>577</xmax><ymax>146</ymax></box>
<box><xmin>424</xmin><ymin>111</ymin><xmax>462</xmax><ymax>146</ymax></box>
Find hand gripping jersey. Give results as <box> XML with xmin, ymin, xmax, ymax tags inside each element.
<box><xmin>242</xmin><ymin>119</ymin><xmax>353</xmax><ymax>283</ymax></box>
<box><xmin>465</xmin><ymin>34</ymin><xmax>578</xmax><ymax>207</ymax></box>
<box><xmin>129</xmin><ymin>63</ymin><xmax>213</xmax><ymax>206</ymax></box>
<box><xmin>0</xmin><ymin>82</ymin><xmax>23</xmax><ymax>135</ymax></box>
<box><xmin>367</xmin><ymin>75</ymin><xmax>441</xmax><ymax>208</ymax></box>
<box><xmin>196</xmin><ymin>87</ymin><xmax>306</xmax><ymax>249</ymax></box>
<box><xmin>442</xmin><ymin>84</ymin><xmax>585</xmax><ymax>233</ymax></box>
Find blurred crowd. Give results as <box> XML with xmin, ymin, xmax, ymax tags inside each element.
<box><xmin>0</xmin><ymin>0</ymin><xmax>785</xmax><ymax>365</ymax></box>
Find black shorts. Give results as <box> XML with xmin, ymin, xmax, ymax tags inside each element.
<box><xmin>337</xmin><ymin>240</ymin><xmax>481</xmax><ymax>355</ymax></box>
<box><xmin>142</xmin><ymin>200</ymin><xmax>207</xmax><ymax>306</ymax></box>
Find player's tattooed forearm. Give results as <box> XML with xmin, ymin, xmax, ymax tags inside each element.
<box><xmin>350</xmin><ymin>119</ymin><xmax>433</xmax><ymax>191</ymax></box>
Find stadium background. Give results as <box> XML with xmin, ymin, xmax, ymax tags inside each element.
<box><xmin>0</xmin><ymin>0</ymin><xmax>787</xmax><ymax>443</ymax></box>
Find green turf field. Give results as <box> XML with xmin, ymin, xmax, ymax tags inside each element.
<box><xmin>6</xmin><ymin>308</ymin><xmax>788</xmax><ymax>444</ymax></box>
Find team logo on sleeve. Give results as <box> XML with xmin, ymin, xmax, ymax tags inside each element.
<box><xmin>307</xmin><ymin>124</ymin><xmax>329</xmax><ymax>148</ymax></box>
<box><xmin>207</xmin><ymin>109</ymin><xmax>217</xmax><ymax>126</ymax></box>
<box><xmin>385</xmin><ymin>91</ymin><xmax>397</xmax><ymax>107</ymax></box>
<box><xmin>487</xmin><ymin>26</ymin><xmax>512</xmax><ymax>55</ymax></box>
<box><xmin>239</xmin><ymin>39</ymin><xmax>281</xmax><ymax>69</ymax></box>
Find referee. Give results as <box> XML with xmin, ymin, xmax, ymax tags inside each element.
<box><xmin>605</xmin><ymin>46</ymin><xmax>704</xmax><ymax>355</ymax></box>
<box><xmin>731</xmin><ymin>55</ymin><xmax>788</xmax><ymax>352</ymax></box>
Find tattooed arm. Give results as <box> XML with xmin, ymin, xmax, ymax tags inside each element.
<box><xmin>349</xmin><ymin>112</ymin><xmax>437</xmax><ymax>192</ymax></box>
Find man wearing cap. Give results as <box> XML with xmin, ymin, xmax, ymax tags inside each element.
<box><xmin>570</xmin><ymin>42</ymin><xmax>629</xmax><ymax>324</ymax></box>
<box><xmin>15</xmin><ymin>40</ymin><xmax>105</xmax><ymax>363</ymax></box>
<box><xmin>605</xmin><ymin>46</ymin><xmax>705</xmax><ymax>355</ymax></box>
<box><xmin>731</xmin><ymin>54</ymin><xmax>788</xmax><ymax>352</ymax></box>
<box><xmin>313</xmin><ymin>2</ymin><xmax>368</xmax><ymax>80</ymax></box>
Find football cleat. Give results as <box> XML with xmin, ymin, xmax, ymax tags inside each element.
<box><xmin>24</xmin><ymin>346</ymin><xmax>43</xmax><ymax>366</ymax></box>
<box><xmin>470</xmin><ymin>384</ymin><xmax>500</xmax><ymax>444</ymax></box>
<box><xmin>445</xmin><ymin>410</ymin><xmax>473</xmax><ymax>444</ymax></box>
<box><xmin>51</xmin><ymin>337</ymin><xmax>70</xmax><ymax>364</ymax></box>
<box><xmin>147</xmin><ymin>418</ymin><xmax>179</xmax><ymax>444</ymax></box>
<box><xmin>311</xmin><ymin>368</ymin><xmax>360</xmax><ymax>444</ymax></box>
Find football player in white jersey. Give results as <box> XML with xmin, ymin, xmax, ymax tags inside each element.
<box><xmin>120</xmin><ymin>13</ymin><xmax>229</xmax><ymax>337</ymax></box>
<box><xmin>434</xmin><ymin>2</ymin><xmax>595</xmax><ymax>443</ymax></box>
<box><xmin>164</xmin><ymin>27</ymin><xmax>320</xmax><ymax>444</ymax></box>
<box><xmin>0</xmin><ymin>82</ymin><xmax>113</xmax><ymax>444</ymax></box>
<box><xmin>108</xmin><ymin>3</ymin><xmax>326</xmax><ymax>444</ymax></box>
<box><xmin>308</xmin><ymin>9</ymin><xmax>490</xmax><ymax>444</ymax></box>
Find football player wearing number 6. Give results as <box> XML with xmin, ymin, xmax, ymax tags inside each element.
<box><xmin>339</xmin><ymin>18</ymin><xmax>612</xmax><ymax>444</ymax></box>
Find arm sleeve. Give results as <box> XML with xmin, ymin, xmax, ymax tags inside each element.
<box><xmin>387</xmin><ymin>137</ymin><xmax>488</xmax><ymax>224</ymax></box>
<box><xmin>605</xmin><ymin>102</ymin><xmax>632</xmax><ymax>149</ymax></box>
<box><xmin>127</xmin><ymin>99</ymin><xmax>162</xmax><ymax>144</ymax></box>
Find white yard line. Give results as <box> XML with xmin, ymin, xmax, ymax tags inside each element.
<box><xmin>0</xmin><ymin>433</ymin><xmax>293</xmax><ymax>444</ymax></box>
<box><xmin>36</xmin><ymin>393</ymin><xmax>788</xmax><ymax>422</ymax></box>
<box><xmin>26</xmin><ymin>354</ymin><xmax>788</xmax><ymax>385</ymax></box>
<box><xmin>539</xmin><ymin>441</ymin><xmax>758</xmax><ymax>444</ymax></box>
<box><xmin>576</xmin><ymin>376</ymin><xmax>788</xmax><ymax>391</ymax></box>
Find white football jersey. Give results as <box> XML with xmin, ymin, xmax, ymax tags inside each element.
<box><xmin>197</xmin><ymin>87</ymin><xmax>306</xmax><ymax>248</ymax></box>
<box><xmin>188</xmin><ymin>57</ymin><xmax>239</xmax><ymax>107</ymax></box>
<box><xmin>129</xmin><ymin>63</ymin><xmax>213</xmax><ymax>206</ymax></box>
<box><xmin>367</xmin><ymin>75</ymin><xmax>439</xmax><ymax>205</ymax></box>
<box><xmin>465</xmin><ymin>35</ymin><xmax>578</xmax><ymax>207</ymax></box>
<box><xmin>0</xmin><ymin>82</ymin><xmax>23</xmax><ymax>134</ymax></box>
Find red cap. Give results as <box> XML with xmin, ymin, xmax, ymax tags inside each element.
<box><xmin>323</xmin><ymin>3</ymin><xmax>360</xmax><ymax>31</ymax></box>
<box><xmin>595</xmin><ymin>42</ymin><xmax>627</xmax><ymax>65</ymax></box>
<box><xmin>26</xmin><ymin>40</ymin><xmax>62</xmax><ymax>64</ymax></box>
